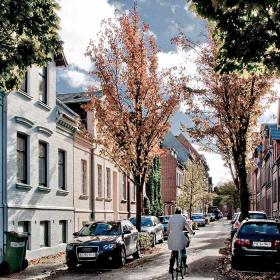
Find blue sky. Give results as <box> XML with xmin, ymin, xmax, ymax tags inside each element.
<box><xmin>57</xmin><ymin>0</ymin><xmax>234</xmax><ymax>185</ymax></box>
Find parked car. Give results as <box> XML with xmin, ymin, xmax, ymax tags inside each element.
<box><xmin>230</xmin><ymin>211</ymin><xmax>267</xmax><ymax>240</ymax></box>
<box><xmin>65</xmin><ymin>220</ymin><xmax>140</xmax><ymax>270</ymax></box>
<box><xmin>159</xmin><ymin>215</ymin><xmax>170</xmax><ymax>239</ymax></box>
<box><xmin>231</xmin><ymin>219</ymin><xmax>280</xmax><ymax>269</ymax></box>
<box><xmin>191</xmin><ymin>213</ymin><xmax>206</xmax><ymax>227</ymax></box>
<box><xmin>206</xmin><ymin>213</ymin><xmax>215</xmax><ymax>222</ymax></box>
<box><xmin>130</xmin><ymin>216</ymin><xmax>164</xmax><ymax>247</ymax></box>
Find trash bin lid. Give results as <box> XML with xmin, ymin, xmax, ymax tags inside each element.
<box><xmin>4</xmin><ymin>231</ymin><xmax>30</xmax><ymax>238</ymax></box>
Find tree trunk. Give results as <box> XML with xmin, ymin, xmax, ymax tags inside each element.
<box><xmin>234</xmin><ymin>152</ymin><xmax>250</xmax><ymax>219</ymax></box>
<box><xmin>135</xmin><ymin>176</ymin><xmax>143</xmax><ymax>232</ymax></box>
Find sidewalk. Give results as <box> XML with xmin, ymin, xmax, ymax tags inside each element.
<box><xmin>0</xmin><ymin>252</ymin><xmax>66</xmax><ymax>280</ymax></box>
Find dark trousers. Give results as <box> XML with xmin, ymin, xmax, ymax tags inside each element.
<box><xmin>169</xmin><ymin>249</ymin><xmax>187</xmax><ymax>269</ymax></box>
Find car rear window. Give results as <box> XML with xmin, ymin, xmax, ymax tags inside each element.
<box><xmin>238</xmin><ymin>212</ymin><xmax>267</xmax><ymax>222</ymax></box>
<box><xmin>239</xmin><ymin>223</ymin><xmax>280</xmax><ymax>236</ymax></box>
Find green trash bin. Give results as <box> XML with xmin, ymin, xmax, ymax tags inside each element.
<box><xmin>2</xmin><ymin>231</ymin><xmax>29</xmax><ymax>273</ymax></box>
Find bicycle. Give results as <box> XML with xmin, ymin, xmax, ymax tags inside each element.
<box><xmin>170</xmin><ymin>250</ymin><xmax>187</xmax><ymax>280</ymax></box>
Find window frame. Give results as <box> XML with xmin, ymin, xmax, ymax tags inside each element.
<box><xmin>17</xmin><ymin>133</ymin><xmax>28</xmax><ymax>184</ymax></box>
<box><xmin>122</xmin><ymin>173</ymin><xmax>127</xmax><ymax>200</ymax></box>
<box><xmin>59</xmin><ymin>220</ymin><xmax>67</xmax><ymax>244</ymax></box>
<box><xmin>18</xmin><ymin>221</ymin><xmax>31</xmax><ymax>250</ymax></box>
<box><xmin>58</xmin><ymin>150</ymin><xmax>66</xmax><ymax>190</ymax></box>
<box><xmin>97</xmin><ymin>164</ymin><xmax>103</xmax><ymax>197</ymax></box>
<box><xmin>106</xmin><ymin>167</ymin><xmax>111</xmax><ymax>198</ymax></box>
<box><xmin>39</xmin><ymin>141</ymin><xmax>48</xmax><ymax>187</ymax></box>
<box><xmin>81</xmin><ymin>159</ymin><xmax>87</xmax><ymax>195</ymax></box>
<box><xmin>40</xmin><ymin>221</ymin><xmax>49</xmax><ymax>247</ymax></box>
<box><xmin>38</xmin><ymin>67</ymin><xmax>48</xmax><ymax>104</ymax></box>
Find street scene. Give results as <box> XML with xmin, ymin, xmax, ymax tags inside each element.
<box><xmin>1</xmin><ymin>0</ymin><xmax>280</xmax><ymax>280</ymax></box>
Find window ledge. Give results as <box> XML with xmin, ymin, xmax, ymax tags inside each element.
<box><xmin>38</xmin><ymin>186</ymin><xmax>51</xmax><ymax>193</ymax></box>
<box><xmin>96</xmin><ymin>197</ymin><xmax>104</xmax><ymax>201</ymax></box>
<box><xmin>16</xmin><ymin>183</ymin><xmax>32</xmax><ymax>190</ymax></box>
<box><xmin>56</xmin><ymin>189</ymin><xmax>69</xmax><ymax>196</ymax></box>
<box><xmin>131</xmin><ymin>201</ymin><xmax>136</xmax><ymax>204</ymax></box>
<box><xmin>36</xmin><ymin>100</ymin><xmax>51</xmax><ymax>111</ymax></box>
<box><xmin>79</xmin><ymin>194</ymin><xmax>89</xmax><ymax>200</ymax></box>
<box><xmin>37</xmin><ymin>126</ymin><xmax>53</xmax><ymax>137</ymax></box>
<box><xmin>121</xmin><ymin>199</ymin><xmax>127</xmax><ymax>203</ymax></box>
<box><xmin>105</xmin><ymin>198</ymin><xmax>112</xmax><ymax>202</ymax></box>
<box><xmin>17</xmin><ymin>90</ymin><xmax>32</xmax><ymax>100</ymax></box>
<box><xmin>14</xmin><ymin>116</ymin><xmax>34</xmax><ymax>128</ymax></box>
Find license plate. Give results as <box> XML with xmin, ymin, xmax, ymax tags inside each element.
<box><xmin>78</xmin><ymin>252</ymin><xmax>96</xmax><ymax>258</ymax></box>
<box><xmin>252</xmin><ymin>241</ymin><xmax>271</xmax><ymax>247</ymax></box>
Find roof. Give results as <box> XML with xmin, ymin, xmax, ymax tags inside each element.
<box><xmin>161</xmin><ymin>132</ymin><xmax>190</xmax><ymax>165</ymax></box>
<box><xmin>56</xmin><ymin>98</ymin><xmax>79</xmax><ymax>119</ymax></box>
<box><xmin>57</xmin><ymin>91</ymin><xmax>102</xmax><ymax>104</ymax></box>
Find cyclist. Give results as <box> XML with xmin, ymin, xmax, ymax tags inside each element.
<box><xmin>167</xmin><ymin>207</ymin><xmax>194</xmax><ymax>274</ymax></box>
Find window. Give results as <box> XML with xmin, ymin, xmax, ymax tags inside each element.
<box><xmin>58</xmin><ymin>150</ymin><xmax>66</xmax><ymax>189</ymax></box>
<box><xmin>39</xmin><ymin>142</ymin><xmax>47</xmax><ymax>186</ymax></box>
<box><xmin>106</xmin><ymin>167</ymin><xmax>111</xmax><ymax>198</ymax></box>
<box><xmin>18</xmin><ymin>221</ymin><xmax>30</xmax><ymax>249</ymax></box>
<box><xmin>38</xmin><ymin>67</ymin><xmax>47</xmax><ymax>103</ymax></box>
<box><xmin>40</xmin><ymin>221</ymin><xmax>49</xmax><ymax>247</ymax></box>
<box><xmin>97</xmin><ymin>164</ymin><xmax>102</xmax><ymax>197</ymax></box>
<box><xmin>122</xmin><ymin>174</ymin><xmax>127</xmax><ymax>200</ymax></box>
<box><xmin>131</xmin><ymin>183</ymin><xmax>136</xmax><ymax>202</ymax></box>
<box><xmin>20</xmin><ymin>72</ymin><xmax>28</xmax><ymax>93</ymax></box>
<box><xmin>59</xmin><ymin>220</ymin><xmax>67</xmax><ymax>243</ymax></box>
<box><xmin>17</xmin><ymin>133</ymin><xmax>28</xmax><ymax>183</ymax></box>
<box><xmin>81</xmin><ymin>160</ymin><xmax>87</xmax><ymax>195</ymax></box>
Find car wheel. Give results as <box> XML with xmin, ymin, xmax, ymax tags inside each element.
<box><xmin>150</xmin><ymin>233</ymin><xmax>156</xmax><ymax>247</ymax></box>
<box><xmin>133</xmin><ymin>242</ymin><xmax>141</xmax><ymax>259</ymax></box>
<box><xmin>116</xmin><ymin>247</ymin><xmax>126</xmax><ymax>268</ymax></box>
<box><xmin>66</xmin><ymin>260</ymin><xmax>77</xmax><ymax>271</ymax></box>
<box><xmin>158</xmin><ymin>231</ymin><xmax>164</xmax><ymax>244</ymax></box>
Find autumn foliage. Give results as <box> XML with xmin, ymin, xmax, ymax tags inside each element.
<box><xmin>176</xmin><ymin>34</ymin><xmax>275</xmax><ymax>219</ymax></box>
<box><xmin>85</xmin><ymin>8</ymin><xmax>188</xmax><ymax>230</ymax></box>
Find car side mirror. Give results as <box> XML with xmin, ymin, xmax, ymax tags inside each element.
<box><xmin>73</xmin><ymin>232</ymin><xmax>79</xmax><ymax>237</ymax></box>
<box><xmin>123</xmin><ymin>230</ymin><xmax>131</xmax><ymax>235</ymax></box>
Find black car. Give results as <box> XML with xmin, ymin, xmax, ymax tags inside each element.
<box><xmin>130</xmin><ymin>216</ymin><xmax>164</xmax><ymax>247</ymax></box>
<box><xmin>231</xmin><ymin>219</ymin><xmax>280</xmax><ymax>269</ymax></box>
<box><xmin>159</xmin><ymin>215</ymin><xmax>170</xmax><ymax>238</ymax></box>
<box><xmin>66</xmin><ymin>220</ymin><xmax>140</xmax><ymax>270</ymax></box>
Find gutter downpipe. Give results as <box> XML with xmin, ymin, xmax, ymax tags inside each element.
<box><xmin>1</xmin><ymin>93</ymin><xmax>7</xmax><ymax>262</ymax></box>
<box><xmin>91</xmin><ymin>143</ymin><xmax>96</xmax><ymax>222</ymax></box>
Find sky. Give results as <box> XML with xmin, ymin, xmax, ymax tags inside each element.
<box><xmin>57</xmin><ymin>0</ymin><xmax>279</xmax><ymax>186</ymax></box>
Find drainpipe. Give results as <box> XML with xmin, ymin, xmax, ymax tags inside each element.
<box><xmin>91</xmin><ymin>145</ymin><xmax>96</xmax><ymax>222</ymax></box>
<box><xmin>1</xmin><ymin>93</ymin><xmax>7</xmax><ymax>262</ymax></box>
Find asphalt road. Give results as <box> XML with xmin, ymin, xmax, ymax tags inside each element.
<box><xmin>50</xmin><ymin>219</ymin><xmax>230</xmax><ymax>280</ymax></box>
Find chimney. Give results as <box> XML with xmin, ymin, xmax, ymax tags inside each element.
<box><xmin>277</xmin><ymin>98</ymin><xmax>280</xmax><ymax>128</ymax></box>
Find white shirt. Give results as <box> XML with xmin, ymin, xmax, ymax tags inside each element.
<box><xmin>167</xmin><ymin>214</ymin><xmax>193</xmax><ymax>251</ymax></box>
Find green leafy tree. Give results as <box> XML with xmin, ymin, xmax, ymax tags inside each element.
<box><xmin>190</xmin><ymin>0</ymin><xmax>280</xmax><ymax>73</ymax></box>
<box><xmin>1</xmin><ymin>0</ymin><xmax>61</xmax><ymax>92</ymax></box>
<box><xmin>144</xmin><ymin>157</ymin><xmax>163</xmax><ymax>216</ymax></box>
<box><xmin>177</xmin><ymin>161</ymin><xmax>208</xmax><ymax>216</ymax></box>
<box><xmin>214</xmin><ymin>181</ymin><xmax>240</xmax><ymax>213</ymax></box>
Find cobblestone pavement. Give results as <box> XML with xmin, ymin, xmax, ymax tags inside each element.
<box><xmin>49</xmin><ymin>219</ymin><xmax>230</xmax><ymax>280</ymax></box>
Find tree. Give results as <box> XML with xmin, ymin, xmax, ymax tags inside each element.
<box><xmin>1</xmin><ymin>0</ymin><xmax>61</xmax><ymax>92</ymax></box>
<box><xmin>144</xmin><ymin>157</ymin><xmax>163</xmax><ymax>217</ymax></box>
<box><xmin>214</xmin><ymin>181</ymin><xmax>240</xmax><ymax>214</ymax></box>
<box><xmin>177</xmin><ymin>161</ymin><xmax>208</xmax><ymax>216</ymax></box>
<box><xmin>179</xmin><ymin>37</ymin><xmax>275</xmax><ymax>219</ymax></box>
<box><xmin>190</xmin><ymin>0</ymin><xmax>280</xmax><ymax>73</ymax></box>
<box><xmin>85</xmin><ymin>8</ymin><xmax>187</xmax><ymax>231</ymax></box>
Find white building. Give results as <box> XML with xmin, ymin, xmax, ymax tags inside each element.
<box><xmin>3</xmin><ymin>55</ymin><xmax>79</xmax><ymax>260</ymax></box>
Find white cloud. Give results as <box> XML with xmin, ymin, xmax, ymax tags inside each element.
<box><xmin>58</xmin><ymin>0</ymin><xmax>116</xmax><ymax>71</ymax></box>
<box><xmin>59</xmin><ymin>68</ymin><xmax>93</xmax><ymax>89</ymax></box>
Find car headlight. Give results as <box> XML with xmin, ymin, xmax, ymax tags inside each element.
<box><xmin>103</xmin><ymin>244</ymin><xmax>117</xmax><ymax>250</ymax></box>
<box><xmin>66</xmin><ymin>244</ymin><xmax>74</xmax><ymax>251</ymax></box>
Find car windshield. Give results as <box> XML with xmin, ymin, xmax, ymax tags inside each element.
<box><xmin>78</xmin><ymin>222</ymin><xmax>121</xmax><ymax>236</ymax></box>
<box><xmin>238</xmin><ymin>212</ymin><xmax>267</xmax><ymax>222</ymax></box>
<box><xmin>240</xmin><ymin>223</ymin><xmax>280</xmax><ymax>236</ymax></box>
<box><xmin>130</xmin><ymin>217</ymin><xmax>153</xmax><ymax>227</ymax></box>
<box><xmin>192</xmin><ymin>215</ymin><xmax>203</xmax><ymax>219</ymax></box>
<box><xmin>159</xmin><ymin>217</ymin><xmax>169</xmax><ymax>224</ymax></box>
